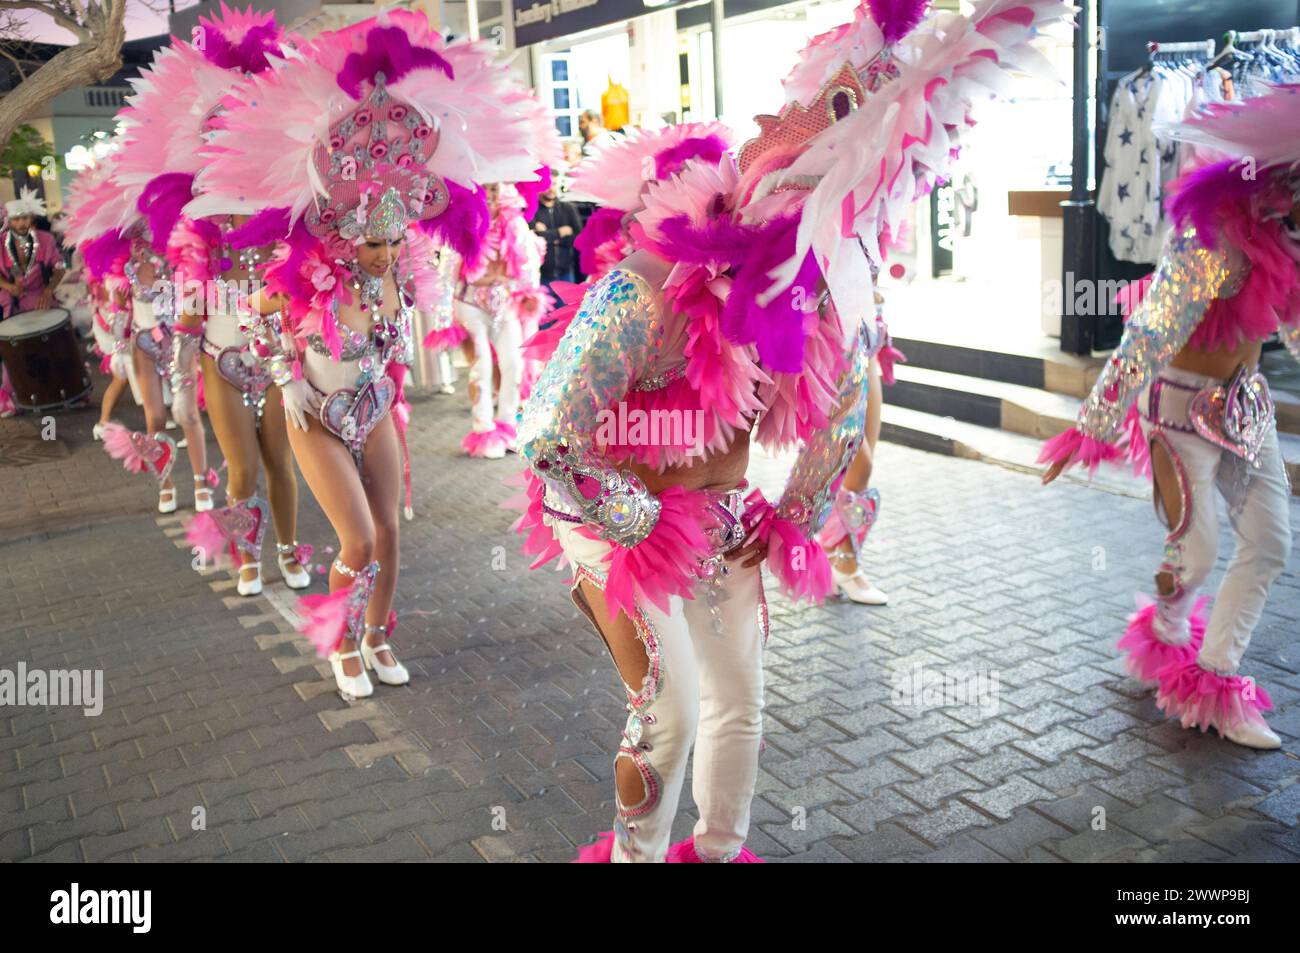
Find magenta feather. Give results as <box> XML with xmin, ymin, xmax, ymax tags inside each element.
<box><xmin>653</xmin><ymin>134</ymin><xmax>730</xmax><ymax>181</ymax></box>
<box><xmin>337</xmin><ymin>25</ymin><xmax>453</xmax><ymax>99</ymax></box>
<box><xmin>867</xmin><ymin>0</ymin><xmax>931</xmax><ymax>44</ymax></box>
<box><xmin>225</xmin><ymin>206</ymin><xmax>291</xmax><ymax>249</ymax></box>
<box><xmin>1166</xmin><ymin>159</ymin><xmax>1270</xmax><ymax>248</ymax></box>
<box><xmin>515</xmin><ymin>166</ymin><xmax>551</xmax><ymax>220</ymax></box>
<box><xmin>138</xmin><ymin>173</ymin><xmax>196</xmax><ymax>253</ymax></box>
<box><xmin>415</xmin><ymin>181</ymin><xmax>489</xmax><ymax>271</ymax></box>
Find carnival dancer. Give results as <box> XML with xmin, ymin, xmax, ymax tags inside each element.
<box><xmin>515</xmin><ymin>0</ymin><xmax>1073</xmax><ymax>862</ymax></box>
<box><xmin>1</xmin><ymin>187</ymin><xmax>66</xmax><ymax>416</ymax></box>
<box><xmin>430</xmin><ymin>182</ymin><xmax>545</xmax><ymax>458</ymax></box>
<box><xmin>187</xmin><ymin>11</ymin><xmax>557</xmax><ymax>697</ymax></box>
<box><xmin>1040</xmin><ymin>82</ymin><xmax>1300</xmax><ymax>750</ymax></box>
<box><xmin>115</xmin><ymin>4</ymin><xmax>311</xmax><ymax>596</ymax></box>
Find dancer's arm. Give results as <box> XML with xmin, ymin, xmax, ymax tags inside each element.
<box><xmin>242</xmin><ymin>288</ymin><xmax>315</xmax><ymax>430</ymax></box>
<box><xmin>517</xmin><ymin>267</ymin><xmax>661</xmax><ymax>547</ymax></box>
<box><xmin>1040</xmin><ymin>224</ymin><xmax>1232</xmax><ymax>482</ymax></box>
<box><xmin>774</xmin><ymin>331</ymin><xmax>870</xmax><ymax>539</ymax></box>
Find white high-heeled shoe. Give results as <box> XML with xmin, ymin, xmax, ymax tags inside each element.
<box><xmin>831</xmin><ymin>565</ymin><xmax>888</xmax><ymax>605</ymax></box>
<box><xmin>328</xmin><ymin>650</ymin><xmax>373</xmax><ymax>698</ymax></box>
<box><xmin>236</xmin><ymin>561</ymin><xmax>262</xmax><ymax>596</ymax></box>
<box><xmin>194</xmin><ymin>478</ymin><xmax>214</xmax><ymax>513</ymax></box>
<box><xmin>361</xmin><ymin>627</ymin><xmax>410</xmax><ymax>686</ymax></box>
<box><xmin>277</xmin><ymin>543</ymin><xmax>311</xmax><ymax>590</ymax></box>
<box><xmin>158</xmin><ymin>485</ymin><xmax>177</xmax><ymax>514</ymax></box>
<box><xmin>1218</xmin><ymin>717</ymin><xmax>1282</xmax><ymax>751</ymax></box>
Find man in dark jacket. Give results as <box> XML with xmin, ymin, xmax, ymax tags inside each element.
<box><xmin>530</xmin><ymin>177</ymin><xmax>583</xmax><ymax>304</ymax></box>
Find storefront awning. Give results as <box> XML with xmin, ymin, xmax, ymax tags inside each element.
<box><xmin>512</xmin><ymin>0</ymin><xmax>696</xmax><ymax>47</ymax></box>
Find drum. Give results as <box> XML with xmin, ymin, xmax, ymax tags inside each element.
<box><xmin>0</xmin><ymin>308</ymin><xmax>93</xmax><ymax>411</ymax></box>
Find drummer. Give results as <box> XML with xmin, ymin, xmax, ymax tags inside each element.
<box><xmin>1</xmin><ymin>188</ymin><xmax>65</xmax><ymax>416</ymax></box>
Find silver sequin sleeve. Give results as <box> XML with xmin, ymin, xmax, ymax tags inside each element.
<box><xmin>1076</xmin><ymin>224</ymin><xmax>1232</xmax><ymax>444</ymax></box>
<box><xmin>517</xmin><ymin>269</ymin><xmax>665</xmax><ymax>547</ymax></box>
<box><xmin>775</xmin><ymin>325</ymin><xmax>870</xmax><ymax>536</ymax></box>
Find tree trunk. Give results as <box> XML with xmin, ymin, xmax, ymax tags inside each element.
<box><xmin>0</xmin><ymin>9</ymin><xmax>127</xmax><ymax>150</ymax></box>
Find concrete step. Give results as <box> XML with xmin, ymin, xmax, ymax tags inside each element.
<box><xmin>886</xmin><ymin>365</ymin><xmax>1080</xmax><ymax>441</ymax></box>
<box><xmin>890</xmin><ymin>335</ymin><xmax>1104</xmax><ymax>398</ymax></box>
<box><xmin>879</xmin><ymin>404</ymin><xmax>1300</xmax><ymax>497</ymax></box>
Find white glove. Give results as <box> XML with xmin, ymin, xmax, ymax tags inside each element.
<box><xmin>280</xmin><ymin>378</ymin><xmax>318</xmax><ymax>432</ymax></box>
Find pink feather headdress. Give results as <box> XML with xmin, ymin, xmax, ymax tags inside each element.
<box><xmin>740</xmin><ymin>0</ymin><xmax>1074</xmax><ymax>325</ymax></box>
<box><xmin>110</xmin><ymin>5</ymin><xmax>283</xmax><ymax>245</ymax></box>
<box><xmin>568</xmin><ymin>121</ymin><xmax>736</xmax><ymax>211</ymax></box>
<box><xmin>1159</xmin><ymin>82</ymin><xmax>1300</xmax><ymax>177</ymax></box>
<box><xmin>188</xmin><ymin>9</ymin><xmax>555</xmax><ymax>262</ymax></box>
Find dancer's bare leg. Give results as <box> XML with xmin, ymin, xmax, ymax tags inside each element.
<box><xmin>258</xmin><ymin>384</ymin><xmax>302</xmax><ymax>571</ymax></box>
<box><xmin>201</xmin><ymin>355</ymin><xmax>264</xmax><ymax>585</ymax></box>
<box><xmin>134</xmin><ymin>346</ymin><xmax>174</xmax><ymax>495</ymax></box>
<box><xmin>287</xmin><ymin>415</ymin><xmax>374</xmax><ymax>677</ymax></box>
<box><xmin>98</xmin><ymin>375</ymin><xmax>127</xmax><ymax>425</ymax></box>
<box><xmin>359</xmin><ymin>414</ymin><xmax>401</xmax><ymax>666</ymax></box>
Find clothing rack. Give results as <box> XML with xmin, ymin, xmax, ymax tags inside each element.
<box><xmin>1146</xmin><ymin>40</ymin><xmax>1215</xmax><ymax>57</ymax></box>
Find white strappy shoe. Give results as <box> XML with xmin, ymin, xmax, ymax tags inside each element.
<box><xmin>830</xmin><ymin>556</ymin><xmax>888</xmax><ymax>606</ymax></box>
<box><xmin>158</xmin><ymin>485</ymin><xmax>177</xmax><ymax>514</ymax></box>
<box><xmin>329</xmin><ymin>650</ymin><xmax>373</xmax><ymax>698</ymax></box>
<box><xmin>236</xmin><ymin>561</ymin><xmax>262</xmax><ymax>597</ymax></box>
<box><xmin>194</xmin><ymin>477</ymin><xmax>214</xmax><ymax>513</ymax></box>
<box><xmin>277</xmin><ymin>543</ymin><xmax>311</xmax><ymax>589</ymax></box>
<box><xmin>361</xmin><ymin>626</ymin><xmax>410</xmax><ymax>686</ymax></box>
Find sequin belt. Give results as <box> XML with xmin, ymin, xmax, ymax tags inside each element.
<box><xmin>202</xmin><ymin>336</ymin><xmax>271</xmax><ymax>412</ymax></box>
<box><xmin>544</xmin><ymin>482</ymin><xmax>749</xmax><ymax>561</ymax></box>
<box><xmin>134</xmin><ymin>322</ymin><xmax>173</xmax><ymax>376</ymax></box>
<box><xmin>1142</xmin><ymin>365</ymin><xmax>1275</xmax><ymax>467</ymax></box>
<box><xmin>309</xmin><ymin>374</ymin><xmax>395</xmax><ymax>467</ymax></box>
<box><xmin>457</xmin><ymin>281</ymin><xmax>514</xmax><ymax>315</ymax></box>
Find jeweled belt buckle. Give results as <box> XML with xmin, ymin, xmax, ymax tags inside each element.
<box><xmin>1188</xmin><ymin>364</ymin><xmax>1273</xmax><ymax>466</ymax></box>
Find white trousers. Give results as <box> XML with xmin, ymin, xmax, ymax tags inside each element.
<box><xmin>551</xmin><ymin>513</ymin><xmax>767</xmax><ymax>863</ymax></box>
<box><xmin>1138</xmin><ymin>367</ymin><xmax>1293</xmax><ymax>674</ymax></box>
<box><xmin>455</xmin><ymin>295</ymin><xmax>522</xmax><ymax>430</ymax></box>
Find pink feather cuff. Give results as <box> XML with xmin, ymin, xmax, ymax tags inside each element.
<box><xmin>588</xmin><ymin>485</ymin><xmax>714</xmax><ymax>620</ymax></box>
<box><xmin>1156</xmin><ymin>661</ymin><xmax>1274</xmax><ymax>734</ymax></box>
<box><xmin>422</xmin><ymin>323</ymin><xmax>468</xmax><ymax>352</ymax></box>
<box><xmin>742</xmin><ymin>489</ymin><xmax>832</xmax><ymax>604</ymax></box>
<box><xmin>461</xmin><ymin>420</ymin><xmax>516</xmax><ymax>457</ymax></box>
<box><xmin>501</xmin><ymin>470</ymin><xmax>565</xmax><ymax>571</ymax></box>
<box><xmin>1036</xmin><ymin>427</ymin><xmax>1125</xmax><ymax>477</ymax></box>
<box><xmin>1116</xmin><ymin>593</ymin><xmax>1206</xmax><ymax>686</ymax></box>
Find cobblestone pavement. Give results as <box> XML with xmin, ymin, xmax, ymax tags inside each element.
<box><xmin>1</xmin><ymin>384</ymin><xmax>1298</xmax><ymax>863</ymax></box>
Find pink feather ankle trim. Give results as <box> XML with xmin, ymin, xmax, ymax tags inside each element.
<box><xmin>297</xmin><ymin>586</ymin><xmax>353</xmax><ymax>658</ymax></box>
<box><xmin>100</xmin><ymin>422</ymin><xmax>148</xmax><ymax>474</ymax></box>
<box><xmin>1156</xmin><ymin>661</ymin><xmax>1274</xmax><ymax>734</ymax></box>
<box><xmin>185</xmin><ymin>511</ymin><xmax>234</xmax><ymax>567</ymax></box>
<box><xmin>572</xmin><ymin>830</ymin><xmax>615</xmax><ymax>863</ymax></box>
<box><xmin>742</xmin><ymin>490</ymin><xmax>832</xmax><ymax>604</ymax></box>
<box><xmin>461</xmin><ymin>420</ymin><xmax>514</xmax><ymax>457</ymax></box>
<box><xmin>597</xmin><ymin>485</ymin><xmax>713</xmax><ymax>620</ymax></box>
<box><xmin>1117</xmin><ymin>593</ymin><xmax>1207</xmax><ymax>685</ymax></box>
<box><xmin>666</xmin><ymin>837</ymin><xmax>764</xmax><ymax>863</ymax></box>
<box><xmin>1037</xmin><ymin>427</ymin><xmax>1124</xmax><ymax>477</ymax></box>
<box><xmin>421</xmin><ymin>323</ymin><xmax>467</xmax><ymax>352</ymax></box>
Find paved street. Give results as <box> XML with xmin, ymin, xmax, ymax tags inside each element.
<box><xmin>1</xmin><ymin>384</ymin><xmax>1298</xmax><ymax>863</ymax></box>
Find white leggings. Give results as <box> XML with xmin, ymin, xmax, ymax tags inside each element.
<box><xmin>1138</xmin><ymin>367</ymin><xmax>1293</xmax><ymax>674</ymax></box>
<box><xmin>455</xmin><ymin>293</ymin><xmax>521</xmax><ymax>430</ymax></box>
<box><xmin>551</xmin><ymin>512</ymin><xmax>767</xmax><ymax>863</ymax></box>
